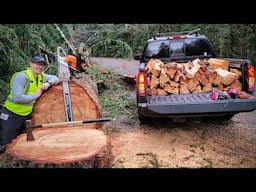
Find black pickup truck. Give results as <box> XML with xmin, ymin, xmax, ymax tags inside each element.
<box><xmin>135</xmin><ymin>29</ymin><xmax>256</xmax><ymax>121</ymax></box>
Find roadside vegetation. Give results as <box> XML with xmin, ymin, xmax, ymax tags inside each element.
<box><xmin>87</xmin><ymin>64</ymin><xmax>137</xmax><ymax>121</ymax></box>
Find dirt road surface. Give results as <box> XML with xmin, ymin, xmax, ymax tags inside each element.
<box><xmin>91</xmin><ymin>57</ymin><xmax>139</xmax><ymax>76</ymax></box>
<box><xmin>92</xmin><ymin>57</ymin><xmax>256</xmax><ymax>168</ymax></box>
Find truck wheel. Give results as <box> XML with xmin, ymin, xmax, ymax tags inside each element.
<box><xmin>138</xmin><ymin>113</ymin><xmax>148</xmax><ymax>123</ymax></box>
<box><xmin>204</xmin><ymin>114</ymin><xmax>235</xmax><ymax>122</ymax></box>
<box><xmin>219</xmin><ymin>114</ymin><xmax>234</xmax><ymax>120</ymax></box>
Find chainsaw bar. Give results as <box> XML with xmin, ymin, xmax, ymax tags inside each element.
<box><xmin>57</xmin><ymin>47</ymin><xmax>74</xmax><ymax>123</ymax></box>
<box><xmin>62</xmin><ymin>81</ymin><xmax>74</xmax><ymax>122</ymax></box>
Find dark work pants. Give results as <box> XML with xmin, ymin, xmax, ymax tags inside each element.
<box><xmin>0</xmin><ymin>108</ymin><xmax>31</xmax><ymax>146</ymax></box>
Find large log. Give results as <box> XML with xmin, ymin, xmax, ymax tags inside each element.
<box><xmin>6</xmin><ymin>127</ymin><xmax>111</xmax><ymax>168</ymax></box>
<box><xmin>31</xmin><ymin>76</ymin><xmax>100</xmax><ymax>129</ymax></box>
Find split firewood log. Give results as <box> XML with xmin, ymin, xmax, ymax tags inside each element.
<box><xmin>208</xmin><ymin>58</ymin><xmax>229</xmax><ymax>70</ymax></box>
<box><xmin>177</xmin><ymin>63</ymin><xmax>184</xmax><ymax>69</ymax></box>
<box><xmin>145</xmin><ymin>59</ymin><xmax>155</xmax><ymax>73</ymax></box>
<box><xmin>223</xmin><ymin>85</ymin><xmax>231</xmax><ymax>91</ymax></box>
<box><xmin>169</xmin><ymin>80</ymin><xmax>180</xmax><ymax>87</ymax></box>
<box><xmin>187</xmin><ymin>78</ymin><xmax>200</xmax><ymax>92</ymax></box>
<box><xmin>165</xmin><ymin>63</ymin><xmax>177</xmax><ymax>79</ymax></box>
<box><xmin>198</xmin><ymin>74</ymin><xmax>209</xmax><ymax>86</ymax></box>
<box><xmin>174</xmin><ymin>70</ymin><xmax>186</xmax><ymax>82</ymax></box>
<box><xmin>202</xmin><ymin>83</ymin><xmax>212</xmax><ymax>92</ymax></box>
<box><xmin>149</xmin><ymin>88</ymin><xmax>158</xmax><ymax>95</ymax></box>
<box><xmin>198</xmin><ymin>64</ymin><xmax>208</xmax><ymax>74</ymax></box>
<box><xmin>146</xmin><ymin>59</ymin><xmax>162</xmax><ymax>73</ymax></box>
<box><xmin>159</xmin><ymin>68</ymin><xmax>170</xmax><ymax>88</ymax></box>
<box><xmin>230</xmin><ymin>68</ymin><xmax>242</xmax><ymax>78</ymax></box>
<box><xmin>191</xmin><ymin>58</ymin><xmax>202</xmax><ymax>74</ymax></box>
<box><xmin>157</xmin><ymin>88</ymin><xmax>168</xmax><ymax>95</ymax></box>
<box><xmin>184</xmin><ymin>62</ymin><xmax>194</xmax><ymax>78</ymax></box>
<box><xmin>211</xmin><ymin>74</ymin><xmax>223</xmax><ymax>86</ymax></box>
<box><xmin>149</xmin><ymin>59</ymin><xmax>164</xmax><ymax>78</ymax></box>
<box><xmin>217</xmin><ymin>84</ymin><xmax>224</xmax><ymax>91</ymax></box>
<box><xmin>230</xmin><ymin>80</ymin><xmax>242</xmax><ymax>91</ymax></box>
<box><xmin>163</xmin><ymin>85</ymin><xmax>179</xmax><ymax>94</ymax></box>
<box><xmin>147</xmin><ymin>77</ymin><xmax>151</xmax><ymax>86</ymax></box>
<box><xmin>183</xmin><ymin>59</ymin><xmax>201</xmax><ymax>78</ymax></box>
<box><xmin>215</xmin><ymin>68</ymin><xmax>239</xmax><ymax>85</ymax></box>
<box><xmin>150</xmin><ymin>75</ymin><xmax>159</xmax><ymax>89</ymax></box>
<box><xmin>207</xmin><ymin>68</ymin><xmax>218</xmax><ymax>83</ymax></box>
<box><xmin>180</xmin><ymin>84</ymin><xmax>190</xmax><ymax>94</ymax></box>
<box><xmin>192</xmin><ymin>85</ymin><xmax>202</xmax><ymax>93</ymax></box>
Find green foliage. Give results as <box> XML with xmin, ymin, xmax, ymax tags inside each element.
<box><xmin>91</xmin><ymin>39</ymin><xmax>133</xmax><ymax>58</ymax></box>
<box><xmin>71</xmin><ymin>24</ymin><xmax>256</xmax><ymax>63</ymax></box>
<box><xmin>0</xmin><ymin>24</ymin><xmax>69</xmax><ymax>104</ymax></box>
<box><xmin>87</xmin><ymin>65</ymin><xmax>136</xmax><ymax>120</ymax></box>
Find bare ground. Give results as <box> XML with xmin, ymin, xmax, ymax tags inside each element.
<box><xmin>107</xmin><ymin>111</ymin><xmax>256</xmax><ymax>168</ymax></box>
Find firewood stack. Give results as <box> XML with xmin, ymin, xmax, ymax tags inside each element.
<box><xmin>146</xmin><ymin>58</ymin><xmax>242</xmax><ymax>96</ymax></box>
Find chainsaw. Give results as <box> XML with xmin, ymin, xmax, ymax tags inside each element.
<box><xmin>40</xmin><ymin>47</ymin><xmax>89</xmax><ymax>76</ymax></box>
<box><xmin>39</xmin><ymin>47</ymin><xmax>105</xmax><ymax>125</ymax></box>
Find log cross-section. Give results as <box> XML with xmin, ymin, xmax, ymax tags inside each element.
<box><xmin>6</xmin><ymin>127</ymin><xmax>111</xmax><ymax>168</ymax></box>
<box><xmin>31</xmin><ymin>80</ymin><xmax>100</xmax><ymax>129</ymax></box>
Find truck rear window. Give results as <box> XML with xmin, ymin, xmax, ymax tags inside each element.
<box><xmin>185</xmin><ymin>38</ymin><xmax>212</xmax><ymax>56</ymax></box>
<box><xmin>144</xmin><ymin>40</ymin><xmax>169</xmax><ymax>58</ymax></box>
<box><xmin>170</xmin><ymin>40</ymin><xmax>185</xmax><ymax>55</ymax></box>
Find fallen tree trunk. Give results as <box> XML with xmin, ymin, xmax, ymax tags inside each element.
<box><xmin>31</xmin><ymin>76</ymin><xmax>101</xmax><ymax>129</ymax></box>
<box><xmin>6</xmin><ymin>127</ymin><xmax>111</xmax><ymax>168</ymax></box>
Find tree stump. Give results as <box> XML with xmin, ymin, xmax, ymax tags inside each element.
<box><xmin>6</xmin><ymin>127</ymin><xmax>111</xmax><ymax>168</ymax></box>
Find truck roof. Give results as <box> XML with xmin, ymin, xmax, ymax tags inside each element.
<box><xmin>140</xmin><ymin>32</ymin><xmax>216</xmax><ymax>63</ymax></box>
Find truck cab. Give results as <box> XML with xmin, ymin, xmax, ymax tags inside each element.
<box><xmin>140</xmin><ymin>32</ymin><xmax>216</xmax><ymax>64</ymax></box>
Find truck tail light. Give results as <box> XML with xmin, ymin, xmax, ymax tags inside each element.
<box><xmin>137</xmin><ymin>72</ymin><xmax>146</xmax><ymax>97</ymax></box>
<box><xmin>247</xmin><ymin>63</ymin><xmax>255</xmax><ymax>92</ymax></box>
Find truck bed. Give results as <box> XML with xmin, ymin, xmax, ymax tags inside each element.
<box><xmin>138</xmin><ymin>93</ymin><xmax>256</xmax><ymax>117</ymax></box>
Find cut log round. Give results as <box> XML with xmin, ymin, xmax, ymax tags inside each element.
<box><xmin>6</xmin><ymin>127</ymin><xmax>111</xmax><ymax>168</ymax></box>
<box><xmin>31</xmin><ymin>78</ymin><xmax>100</xmax><ymax>129</ymax></box>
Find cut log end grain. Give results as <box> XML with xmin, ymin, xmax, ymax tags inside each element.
<box><xmin>32</xmin><ymin>78</ymin><xmax>101</xmax><ymax>129</ymax></box>
<box><xmin>6</xmin><ymin>127</ymin><xmax>111</xmax><ymax>168</ymax></box>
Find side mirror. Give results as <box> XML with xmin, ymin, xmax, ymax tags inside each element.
<box><xmin>134</xmin><ymin>53</ymin><xmax>141</xmax><ymax>60</ymax></box>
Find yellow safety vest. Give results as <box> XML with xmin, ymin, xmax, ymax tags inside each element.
<box><xmin>4</xmin><ymin>68</ymin><xmax>46</xmax><ymax>116</ymax></box>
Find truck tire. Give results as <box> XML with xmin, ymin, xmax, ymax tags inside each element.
<box><xmin>138</xmin><ymin>113</ymin><xmax>148</xmax><ymax>123</ymax></box>
<box><xmin>219</xmin><ymin>114</ymin><xmax>235</xmax><ymax>120</ymax></box>
<box><xmin>205</xmin><ymin>113</ymin><xmax>234</xmax><ymax>121</ymax></box>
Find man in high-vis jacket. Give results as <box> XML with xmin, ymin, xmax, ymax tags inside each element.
<box><xmin>0</xmin><ymin>56</ymin><xmax>59</xmax><ymax>152</ymax></box>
